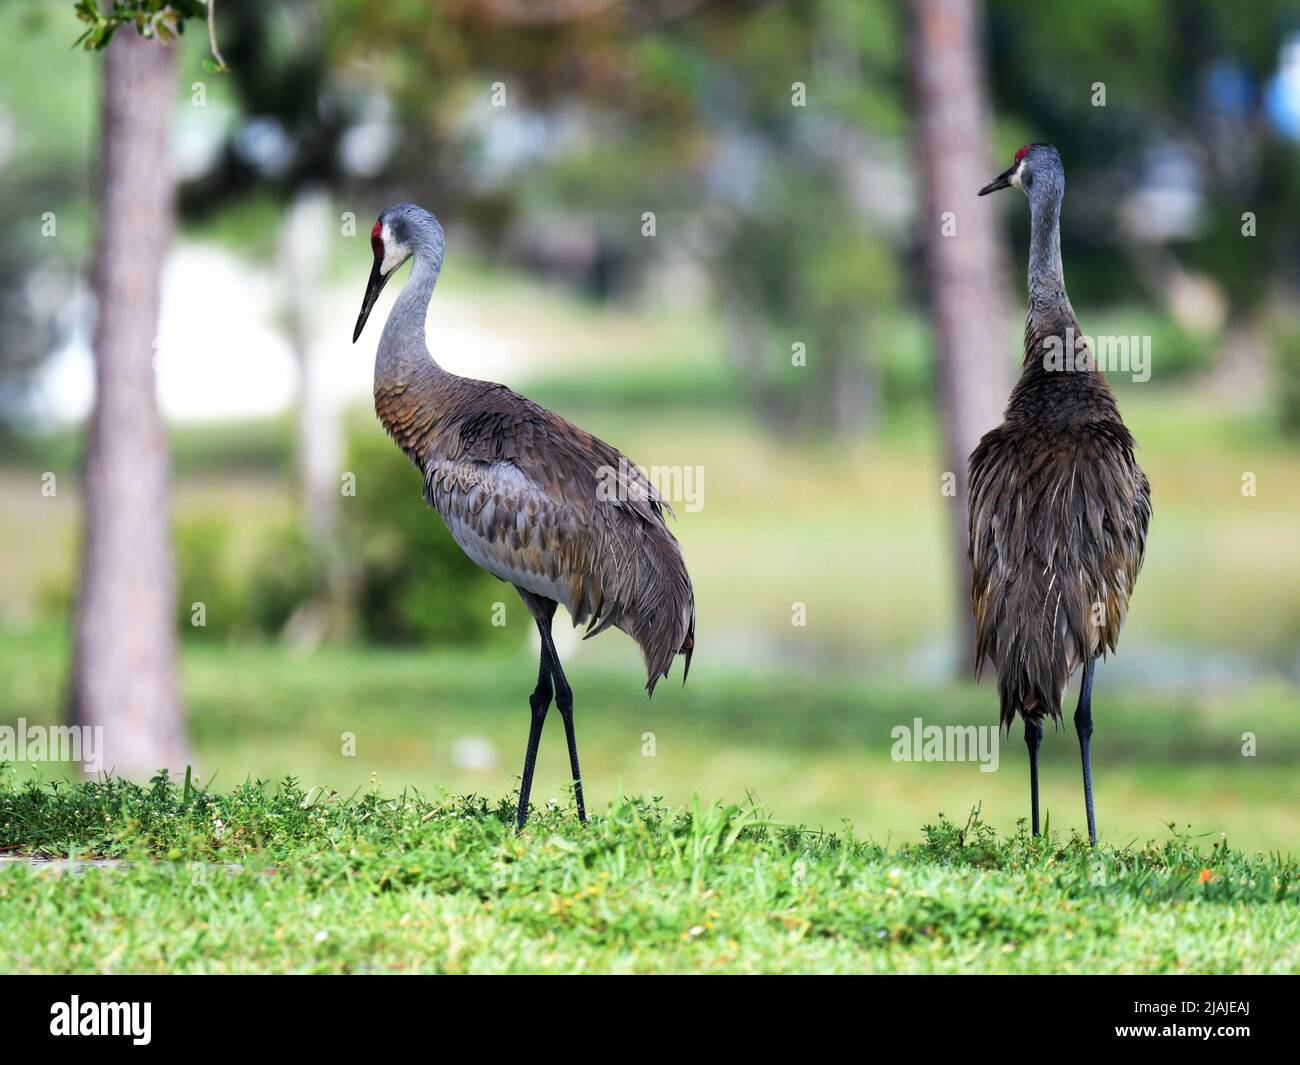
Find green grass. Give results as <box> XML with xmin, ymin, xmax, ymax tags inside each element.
<box><xmin>0</xmin><ymin>773</ymin><xmax>1295</xmax><ymax>974</ymax></box>
<box><xmin>3</xmin><ymin>624</ymin><xmax>1299</xmax><ymax>855</ymax></box>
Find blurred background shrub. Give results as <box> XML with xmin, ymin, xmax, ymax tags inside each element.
<box><xmin>343</xmin><ymin>423</ymin><xmax>515</xmax><ymax>648</ymax></box>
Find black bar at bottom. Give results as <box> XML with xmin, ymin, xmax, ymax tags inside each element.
<box><xmin>0</xmin><ymin>972</ymin><xmax>1288</xmax><ymax>1050</ymax></box>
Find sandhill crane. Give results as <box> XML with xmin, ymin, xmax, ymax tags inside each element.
<box><xmin>352</xmin><ymin>203</ymin><xmax>695</xmax><ymax>830</ymax></box>
<box><xmin>971</xmin><ymin>145</ymin><xmax>1151</xmax><ymax>846</ymax></box>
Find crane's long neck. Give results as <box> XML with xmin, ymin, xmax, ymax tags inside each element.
<box><xmin>1019</xmin><ymin>178</ymin><xmax>1083</xmax><ymax>379</ymax></box>
<box><xmin>1027</xmin><ymin>186</ymin><xmax>1067</xmax><ymax>315</ymax></box>
<box><xmin>376</xmin><ymin>249</ymin><xmax>445</xmax><ymax>391</ymax></box>
<box><xmin>373</xmin><ymin>246</ymin><xmax>459</xmax><ymax>464</ymax></box>
<box><xmin>1011</xmin><ymin>177</ymin><xmax>1118</xmax><ymax>420</ymax></box>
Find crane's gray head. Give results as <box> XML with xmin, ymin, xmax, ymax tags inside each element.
<box><xmin>353</xmin><ymin>203</ymin><xmax>446</xmax><ymax>343</ymax></box>
<box><xmin>978</xmin><ymin>143</ymin><xmax>1063</xmax><ymax>202</ymax></box>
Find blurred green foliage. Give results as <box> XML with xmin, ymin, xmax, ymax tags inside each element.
<box><xmin>986</xmin><ymin>0</ymin><xmax>1300</xmax><ymax>321</ymax></box>
<box><xmin>343</xmin><ymin>423</ymin><xmax>520</xmax><ymax>648</ymax></box>
<box><xmin>0</xmin><ymin>418</ymin><xmax>294</xmax><ymax>477</ymax></box>
<box><xmin>171</xmin><ymin>511</ymin><xmax>324</xmax><ymax>642</ymax></box>
<box><xmin>242</xmin><ymin>517</ymin><xmax>324</xmax><ymax>637</ymax></box>
<box><xmin>7</xmin><ymin>0</ymin><xmax>1300</xmax><ymax>430</ymax></box>
<box><xmin>1278</xmin><ymin>325</ymin><xmax>1300</xmax><ymax>433</ymax></box>
<box><xmin>169</xmin><ymin>427</ymin><xmax>518</xmax><ymax>648</ymax></box>
<box><xmin>174</xmin><ymin>513</ymin><xmax>247</xmax><ymax>640</ymax></box>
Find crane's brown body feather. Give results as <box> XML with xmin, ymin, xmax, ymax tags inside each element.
<box><xmin>376</xmin><ymin>371</ymin><xmax>695</xmax><ymax>692</ymax></box>
<box><xmin>969</xmin><ymin>304</ymin><xmax>1151</xmax><ymax>730</ymax></box>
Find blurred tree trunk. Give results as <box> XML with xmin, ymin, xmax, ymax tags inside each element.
<box><xmin>909</xmin><ymin>0</ymin><xmax>1013</xmax><ymax>671</ymax></box>
<box><xmin>70</xmin><ymin>31</ymin><xmax>189</xmax><ymax>774</ymax></box>
<box><xmin>281</xmin><ymin>186</ymin><xmax>348</xmax><ymax>647</ymax></box>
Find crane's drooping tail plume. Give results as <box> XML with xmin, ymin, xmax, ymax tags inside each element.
<box><xmin>582</xmin><ymin>496</ymin><xmax>695</xmax><ymax>697</ymax></box>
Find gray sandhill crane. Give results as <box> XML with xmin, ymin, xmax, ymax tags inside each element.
<box><xmin>352</xmin><ymin>203</ymin><xmax>695</xmax><ymax>830</ymax></box>
<box><xmin>971</xmin><ymin>145</ymin><xmax>1151</xmax><ymax>846</ymax></box>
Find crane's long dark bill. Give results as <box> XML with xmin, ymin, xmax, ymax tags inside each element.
<box><xmin>352</xmin><ymin>258</ymin><xmax>391</xmax><ymax>343</ymax></box>
<box><xmin>978</xmin><ymin>165</ymin><xmax>1015</xmax><ymax>196</ymax></box>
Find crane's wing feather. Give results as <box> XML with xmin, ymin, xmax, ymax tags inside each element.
<box><xmin>421</xmin><ymin>383</ymin><xmax>694</xmax><ymax>690</ymax></box>
<box><xmin>449</xmin><ymin>384</ymin><xmax>672</xmax><ymax>525</ymax></box>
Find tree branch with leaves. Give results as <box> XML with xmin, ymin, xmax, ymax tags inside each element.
<box><xmin>73</xmin><ymin>0</ymin><xmax>228</xmax><ymax>71</ymax></box>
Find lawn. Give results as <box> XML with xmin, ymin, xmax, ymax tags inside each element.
<box><xmin>0</xmin><ymin>775</ymin><xmax>1295</xmax><ymax>974</ymax></box>
<box><xmin>2</xmin><ymin>314</ymin><xmax>1297</xmax><ymax>973</ymax></box>
<box><xmin>2</xmin><ymin>624</ymin><xmax>1298</xmax><ymax>855</ymax></box>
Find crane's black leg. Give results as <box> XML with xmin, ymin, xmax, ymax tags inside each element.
<box><xmin>515</xmin><ymin>645</ymin><xmax>553</xmax><ymax>831</ymax></box>
<box><xmin>537</xmin><ymin>618</ymin><xmax>586</xmax><ymax>823</ymax></box>
<box><xmin>1075</xmin><ymin>656</ymin><xmax>1098</xmax><ymax>846</ymax></box>
<box><xmin>1024</xmin><ymin>717</ymin><xmax>1043</xmax><ymax>836</ymax></box>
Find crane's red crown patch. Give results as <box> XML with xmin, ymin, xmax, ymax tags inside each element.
<box><xmin>371</xmin><ymin>219</ymin><xmax>384</xmax><ymax>256</ymax></box>
<box><xmin>1014</xmin><ymin>144</ymin><xmax>1031</xmax><ymax>164</ymax></box>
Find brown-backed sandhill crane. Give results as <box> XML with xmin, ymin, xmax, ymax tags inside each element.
<box><xmin>971</xmin><ymin>145</ymin><xmax>1151</xmax><ymax>846</ymax></box>
<box><xmin>352</xmin><ymin>203</ymin><xmax>695</xmax><ymax>830</ymax></box>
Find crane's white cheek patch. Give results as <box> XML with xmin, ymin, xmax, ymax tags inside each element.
<box><xmin>380</xmin><ymin>243</ymin><xmax>409</xmax><ymax>275</ymax></box>
<box><xmin>377</xmin><ymin>221</ymin><xmax>409</xmax><ymax>275</ymax></box>
<box><xmin>1010</xmin><ymin>161</ymin><xmax>1025</xmax><ymax>190</ymax></box>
